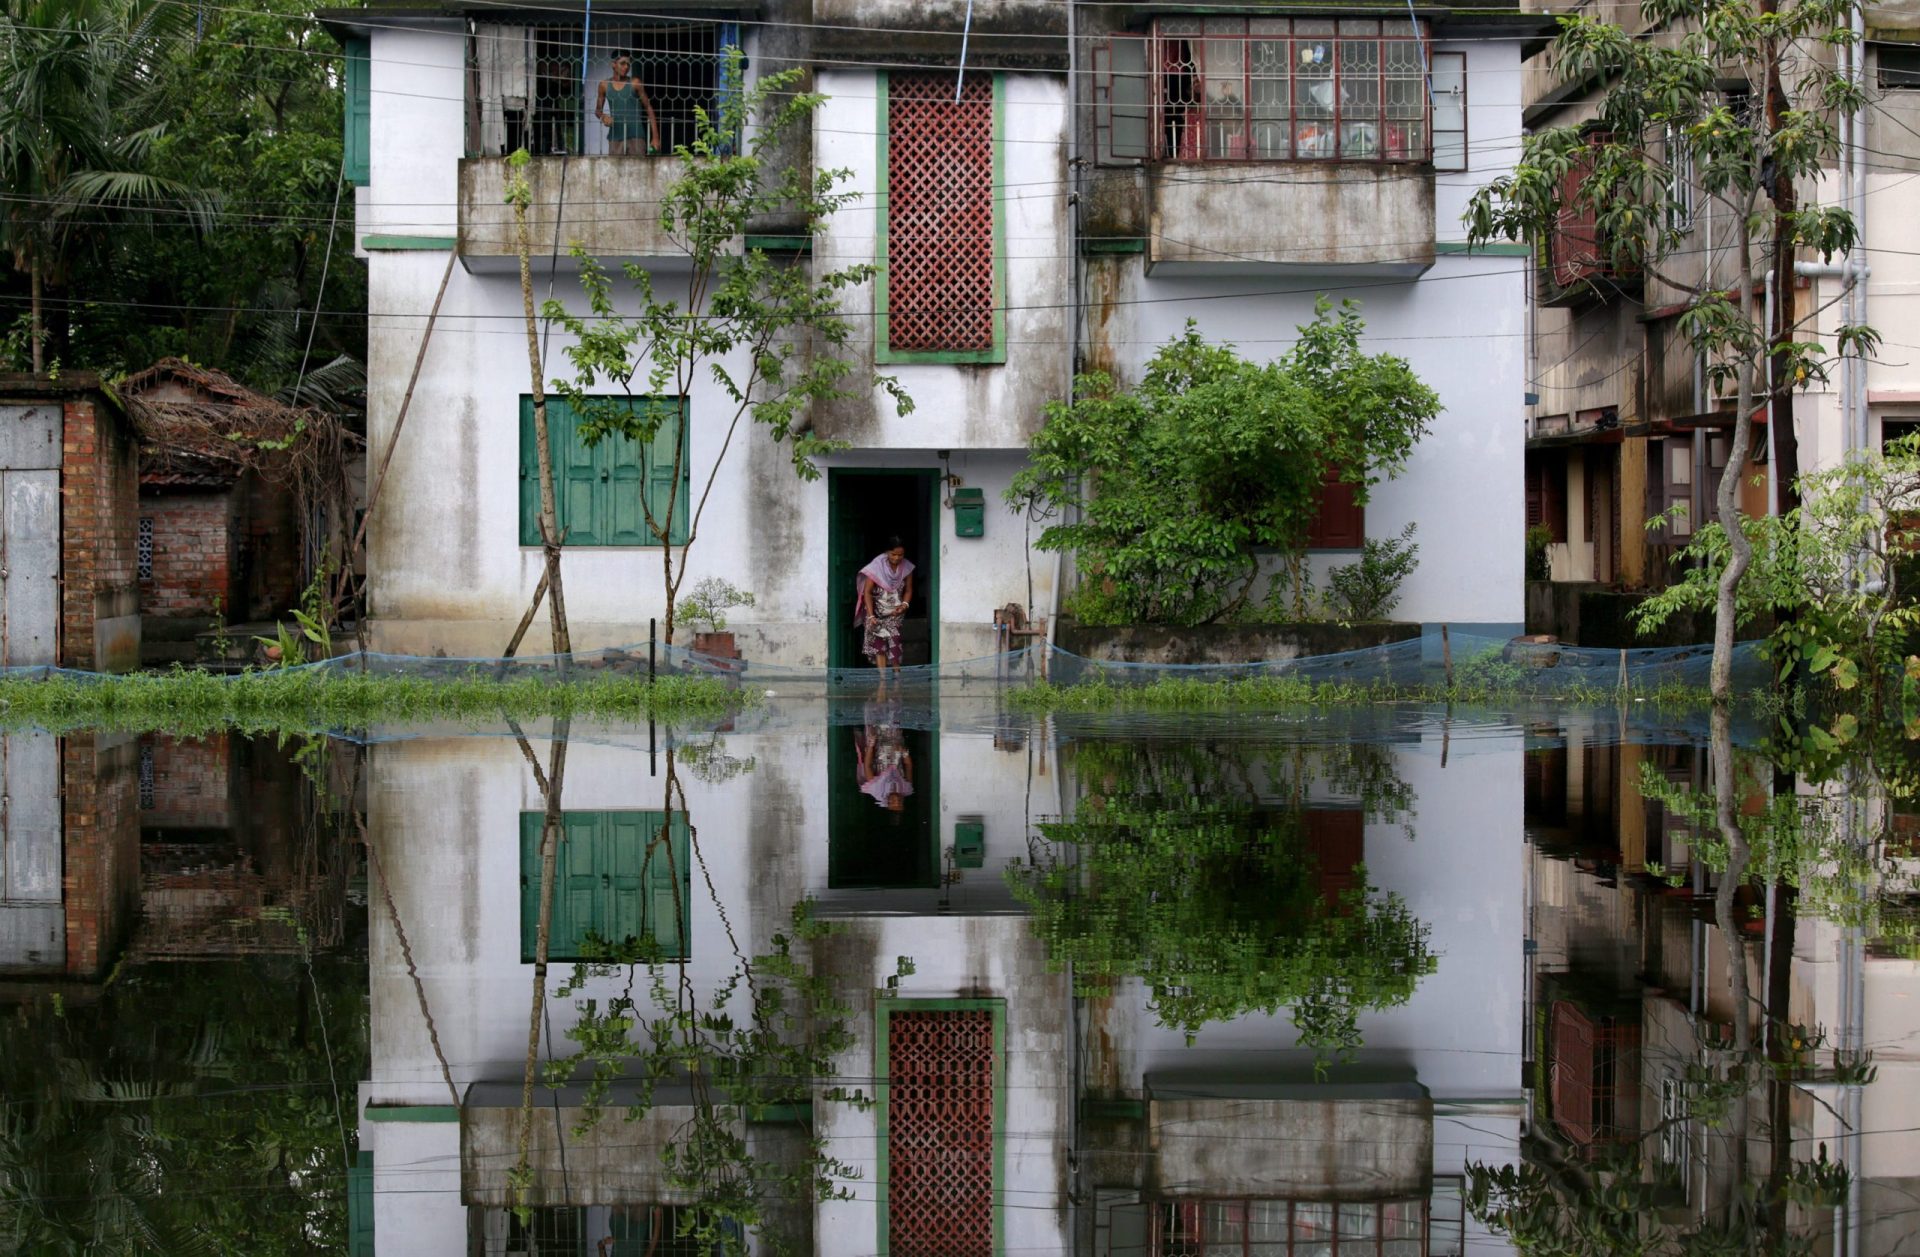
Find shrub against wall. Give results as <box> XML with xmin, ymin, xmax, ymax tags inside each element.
<box><xmin>1009</xmin><ymin>300</ymin><xmax>1438</xmax><ymax>627</ymax></box>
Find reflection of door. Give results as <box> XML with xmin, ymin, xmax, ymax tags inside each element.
<box><xmin>2</xmin><ymin>403</ymin><xmax>63</xmax><ymax>668</ymax></box>
<box><xmin>827</xmin><ymin>718</ymin><xmax>938</xmax><ymax>889</ymax></box>
<box><xmin>827</xmin><ymin>469</ymin><xmax>940</xmax><ymax>670</ymax></box>
<box><xmin>0</xmin><ymin>731</ymin><xmax>63</xmax><ymax>970</ymax></box>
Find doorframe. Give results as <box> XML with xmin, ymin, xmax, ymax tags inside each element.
<box><xmin>826</xmin><ymin>467</ymin><xmax>942</xmax><ymax>670</ymax></box>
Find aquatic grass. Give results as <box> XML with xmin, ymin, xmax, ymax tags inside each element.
<box><xmin>0</xmin><ymin>667</ymin><xmax>747</xmax><ymax>735</ymax></box>
<box><xmin>1006</xmin><ymin>674</ymin><xmax>1719</xmax><ymax>712</ymax></box>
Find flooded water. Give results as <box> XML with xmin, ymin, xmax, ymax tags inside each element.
<box><xmin>2</xmin><ymin>701</ymin><xmax>1914</xmax><ymax>1254</ymax></box>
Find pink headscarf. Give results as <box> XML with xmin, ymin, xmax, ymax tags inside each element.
<box><xmin>858</xmin><ymin>552</ymin><xmax>915</xmax><ymax>594</ymax></box>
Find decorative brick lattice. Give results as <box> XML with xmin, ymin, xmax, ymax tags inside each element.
<box><xmin>888</xmin><ymin>1008</ymin><xmax>995</xmax><ymax>1253</ymax></box>
<box><xmin>887</xmin><ymin>73</ymin><xmax>994</xmax><ymax>353</ymax></box>
<box><xmin>136</xmin><ymin>517</ymin><xmax>154</xmax><ymax>581</ymax></box>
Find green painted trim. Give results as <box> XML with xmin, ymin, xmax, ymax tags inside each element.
<box><xmin>363</xmin><ymin>1104</ymin><xmax>459</xmax><ymax>1122</ymax></box>
<box><xmin>875</xmin><ymin>998</ymin><xmax>1007</xmax><ymax>1257</ymax></box>
<box><xmin>825</xmin><ymin>467</ymin><xmax>942</xmax><ymax>671</ymax></box>
<box><xmin>744</xmin><ymin>234</ymin><xmax>813</xmax><ymax>255</ymax></box>
<box><xmin>874</xmin><ymin>73</ymin><xmax>1009</xmax><ymax>366</ymax></box>
<box><xmin>745</xmin><ymin>1101</ymin><xmax>813</xmax><ymax>1123</ymax></box>
<box><xmin>1081</xmin><ymin>1098</ymin><xmax>1147</xmax><ymax>1120</ymax></box>
<box><xmin>1082</xmin><ymin>237</ymin><xmax>1146</xmax><ymax>254</ymax></box>
<box><xmin>361</xmin><ymin>235</ymin><xmax>458</xmax><ymax>251</ymax></box>
<box><xmin>343</xmin><ymin>38</ymin><xmax>371</xmax><ymax>186</ymax></box>
<box><xmin>1434</xmin><ymin>240</ymin><xmax>1532</xmax><ymax>257</ymax></box>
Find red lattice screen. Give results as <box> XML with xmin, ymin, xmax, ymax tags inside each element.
<box><xmin>887</xmin><ymin>73</ymin><xmax>995</xmax><ymax>353</ymax></box>
<box><xmin>888</xmin><ymin>1008</ymin><xmax>995</xmax><ymax>1254</ymax></box>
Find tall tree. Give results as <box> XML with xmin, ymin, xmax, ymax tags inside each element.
<box><xmin>0</xmin><ymin>0</ymin><xmax>209</xmax><ymax>373</ymax></box>
<box><xmin>545</xmin><ymin>53</ymin><xmax>911</xmax><ymax>646</ymax></box>
<box><xmin>1465</xmin><ymin>0</ymin><xmax>1876</xmax><ymax>702</ymax></box>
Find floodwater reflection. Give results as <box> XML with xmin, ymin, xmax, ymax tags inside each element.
<box><xmin>0</xmin><ymin>703</ymin><xmax>1917</xmax><ymax>1253</ymax></box>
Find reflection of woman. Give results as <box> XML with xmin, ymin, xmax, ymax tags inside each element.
<box><xmin>856</xmin><ymin>704</ymin><xmax>914</xmax><ymax>812</ymax></box>
<box><xmin>854</xmin><ymin>536</ymin><xmax>915</xmax><ymax>689</ymax></box>
<box><xmin>595</xmin><ymin>54</ymin><xmax>660</xmax><ymax>155</ymax></box>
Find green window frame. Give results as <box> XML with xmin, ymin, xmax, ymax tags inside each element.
<box><xmin>875</xmin><ymin>997</ymin><xmax>1008</xmax><ymax>1256</ymax></box>
<box><xmin>347</xmin><ymin>1150</ymin><xmax>374</xmax><ymax>1257</ymax></box>
<box><xmin>519</xmin><ymin>810</ymin><xmax>691</xmax><ymax>962</ymax></box>
<box><xmin>343</xmin><ymin>38</ymin><xmax>371</xmax><ymax>185</ymax></box>
<box><xmin>874</xmin><ymin>72</ymin><xmax>1009</xmax><ymax>365</ymax></box>
<box><xmin>517</xmin><ymin>395</ymin><xmax>689</xmax><ymax>547</ymax></box>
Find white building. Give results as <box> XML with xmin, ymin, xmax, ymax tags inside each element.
<box><xmin>320</xmin><ymin>0</ymin><xmax>1541</xmax><ymax>666</ymax></box>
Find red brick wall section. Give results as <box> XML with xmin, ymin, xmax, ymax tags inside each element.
<box><xmin>143</xmin><ymin>734</ymin><xmax>234</xmax><ymax>830</ymax></box>
<box><xmin>59</xmin><ymin>395</ymin><xmax>141</xmax><ymax>669</ymax></box>
<box><xmin>141</xmin><ymin>492</ymin><xmax>235</xmax><ymax>618</ymax></box>
<box><xmin>61</xmin><ymin>734</ymin><xmax>141</xmax><ymax>978</ymax></box>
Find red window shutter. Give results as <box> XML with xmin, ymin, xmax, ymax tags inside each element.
<box><xmin>888</xmin><ymin>1009</ymin><xmax>995</xmax><ymax>1254</ymax></box>
<box><xmin>1306</xmin><ymin>477</ymin><xmax>1365</xmax><ymax>549</ymax></box>
<box><xmin>1304</xmin><ymin>810</ymin><xmax>1365</xmax><ymax>909</ymax></box>
<box><xmin>887</xmin><ymin>73</ymin><xmax>995</xmax><ymax>353</ymax></box>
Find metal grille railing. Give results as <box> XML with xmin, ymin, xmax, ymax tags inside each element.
<box><xmin>1154</xmin><ymin>18</ymin><xmax>1428</xmax><ymax>162</ymax></box>
<box><xmin>888</xmin><ymin>1008</ymin><xmax>995</xmax><ymax>1255</ymax></box>
<box><xmin>886</xmin><ymin>72</ymin><xmax>996</xmax><ymax>353</ymax></box>
<box><xmin>466</xmin><ymin>21</ymin><xmax>731</xmax><ymax>158</ymax></box>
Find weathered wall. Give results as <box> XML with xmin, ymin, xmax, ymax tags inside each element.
<box><xmin>141</xmin><ymin>734</ymin><xmax>234</xmax><ymax>830</ymax></box>
<box><xmin>457</xmin><ymin>155</ymin><xmax>699</xmax><ymax>261</ymax></box>
<box><xmin>1059</xmin><ymin>620</ymin><xmax>1420</xmax><ymax>664</ymax></box>
<box><xmin>58</xmin><ymin>392</ymin><xmax>141</xmax><ymax>672</ymax></box>
<box><xmin>1149</xmin><ymin>1094</ymin><xmax>1433</xmax><ymax>1199</ymax></box>
<box><xmin>59</xmin><ymin>732</ymin><xmax>140</xmax><ymax>979</ymax></box>
<box><xmin>140</xmin><ymin>491</ymin><xmax>234</xmax><ymax>618</ymax></box>
<box><xmin>1147</xmin><ymin>163</ymin><xmax>1434</xmax><ymax>273</ymax></box>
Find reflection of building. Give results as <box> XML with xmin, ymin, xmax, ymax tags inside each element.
<box><xmin>356</xmin><ymin>716</ymin><xmax>1068</xmax><ymax>1254</ymax></box>
<box><xmin>1075</xmin><ymin>725</ymin><xmax>1526</xmax><ymax>1256</ymax></box>
<box><xmin>1523</xmin><ymin>716</ymin><xmax>1920</xmax><ymax>1252</ymax></box>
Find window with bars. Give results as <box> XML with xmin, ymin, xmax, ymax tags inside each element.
<box><xmin>880</xmin><ymin>71</ymin><xmax>1002</xmax><ymax>361</ymax></box>
<box><xmin>465</xmin><ymin>21</ymin><xmax>741</xmax><ymax>157</ymax></box>
<box><xmin>1153</xmin><ymin>1198</ymin><xmax>1428</xmax><ymax>1256</ymax></box>
<box><xmin>1094</xmin><ymin>19</ymin><xmax>1436</xmax><ymax>164</ymax></box>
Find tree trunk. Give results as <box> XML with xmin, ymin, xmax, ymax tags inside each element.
<box><xmin>1710</xmin><ymin>703</ymin><xmax>1753</xmax><ymax>1197</ymax></box>
<box><xmin>1760</xmin><ymin>14</ymin><xmax>1801</xmax><ymax>516</ymax></box>
<box><xmin>29</xmin><ymin>254</ymin><xmax>44</xmax><ymax>375</ymax></box>
<box><xmin>1710</xmin><ymin>224</ymin><xmax>1761</xmax><ymax>703</ymax></box>
<box><xmin>511</xmin><ymin>163</ymin><xmax>571</xmax><ymax>659</ymax></box>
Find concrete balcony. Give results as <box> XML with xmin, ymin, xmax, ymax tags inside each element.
<box><xmin>1146</xmin><ymin>162</ymin><xmax>1434</xmax><ymax>277</ymax></box>
<box><xmin>457</xmin><ymin>155</ymin><xmax>719</xmax><ymax>271</ymax></box>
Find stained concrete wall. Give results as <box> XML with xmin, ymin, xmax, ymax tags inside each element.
<box><xmin>1148</xmin><ymin>1093</ymin><xmax>1433</xmax><ymax>1199</ymax></box>
<box><xmin>1148</xmin><ymin>162</ymin><xmax>1435</xmax><ymax>274</ymax></box>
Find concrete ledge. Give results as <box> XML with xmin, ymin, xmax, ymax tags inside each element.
<box><xmin>1148</xmin><ymin>1091</ymin><xmax>1432</xmax><ymax>1200</ymax></box>
<box><xmin>1148</xmin><ymin>161</ymin><xmax>1434</xmax><ymax>274</ymax></box>
<box><xmin>1058</xmin><ymin>620</ymin><xmax>1420</xmax><ymax>665</ymax></box>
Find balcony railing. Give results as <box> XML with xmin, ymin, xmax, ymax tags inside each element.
<box><xmin>464</xmin><ymin>20</ymin><xmax>740</xmax><ymax>158</ymax></box>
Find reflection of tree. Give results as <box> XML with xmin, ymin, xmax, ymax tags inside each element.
<box><xmin>507</xmin><ymin>736</ymin><xmax>887</xmax><ymax>1256</ymax></box>
<box><xmin>0</xmin><ymin>957</ymin><xmax>367</xmax><ymax>1255</ymax></box>
<box><xmin>1014</xmin><ymin>741</ymin><xmax>1434</xmax><ymax>1068</ymax></box>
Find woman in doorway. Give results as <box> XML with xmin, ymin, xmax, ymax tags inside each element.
<box><xmin>595</xmin><ymin>54</ymin><xmax>660</xmax><ymax>155</ymax></box>
<box><xmin>855</xmin><ymin>703</ymin><xmax>914</xmax><ymax>813</ymax></box>
<box><xmin>854</xmin><ymin>536</ymin><xmax>915</xmax><ymax>690</ymax></box>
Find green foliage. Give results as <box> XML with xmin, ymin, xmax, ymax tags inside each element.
<box><xmin>542</xmin><ymin>53</ymin><xmax>910</xmax><ymax>641</ymax></box>
<box><xmin>1009</xmin><ymin>302</ymin><xmax>1437</xmax><ymax>626</ymax></box>
<box><xmin>677</xmin><ymin>577</ymin><xmax>757</xmax><ymax>636</ymax></box>
<box><xmin>1526</xmin><ymin>524</ymin><xmax>1554</xmax><ymax>582</ymax></box>
<box><xmin>1325</xmin><ymin>523</ymin><xmax>1420</xmax><ymax>622</ymax></box>
<box><xmin>0</xmin><ymin>956</ymin><xmax>369</xmax><ymax>1256</ymax></box>
<box><xmin>0</xmin><ymin>0</ymin><xmax>363</xmax><ymax>386</ymax></box>
<box><xmin>1633</xmin><ymin>441</ymin><xmax>1920</xmax><ymax>717</ymax></box>
<box><xmin>1010</xmin><ymin>742</ymin><xmax>1434</xmax><ymax>1071</ymax></box>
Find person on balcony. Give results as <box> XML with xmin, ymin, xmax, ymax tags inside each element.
<box><xmin>596</xmin><ymin>54</ymin><xmax>661</xmax><ymax>155</ymax></box>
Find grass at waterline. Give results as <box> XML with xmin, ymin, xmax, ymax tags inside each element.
<box><xmin>0</xmin><ymin>668</ymin><xmax>747</xmax><ymax>734</ymax></box>
<box><xmin>1006</xmin><ymin>674</ymin><xmax>1718</xmax><ymax>712</ymax></box>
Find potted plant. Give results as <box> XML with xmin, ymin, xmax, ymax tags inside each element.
<box><xmin>677</xmin><ymin>578</ymin><xmax>755</xmax><ymax>668</ymax></box>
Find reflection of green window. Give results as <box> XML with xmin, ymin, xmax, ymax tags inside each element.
<box><xmin>519</xmin><ymin>811</ymin><xmax>690</xmax><ymax>962</ymax></box>
<box><xmin>347</xmin><ymin>1151</ymin><xmax>374</xmax><ymax>1256</ymax></box>
<box><xmin>518</xmin><ymin>395</ymin><xmax>689</xmax><ymax>546</ymax></box>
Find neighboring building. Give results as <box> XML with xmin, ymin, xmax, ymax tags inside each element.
<box><xmin>1521</xmin><ymin>11</ymin><xmax>1920</xmax><ymax>634</ymax></box>
<box><xmin>0</xmin><ymin>374</ymin><xmax>141</xmax><ymax>672</ymax></box>
<box><xmin>322</xmin><ymin>0</ymin><xmax>1542</xmax><ymax>665</ymax></box>
<box><xmin>120</xmin><ymin>359</ymin><xmax>325</xmax><ymax>665</ymax></box>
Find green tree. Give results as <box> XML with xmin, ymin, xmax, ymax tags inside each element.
<box><xmin>1008</xmin><ymin>301</ymin><xmax>1437</xmax><ymax>627</ymax></box>
<box><xmin>1465</xmin><ymin>0</ymin><xmax>1876</xmax><ymax>702</ymax></box>
<box><xmin>544</xmin><ymin>54</ymin><xmax>910</xmax><ymax>645</ymax></box>
<box><xmin>0</xmin><ymin>0</ymin><xmax>210</xmax><ymax>372</ymax></box>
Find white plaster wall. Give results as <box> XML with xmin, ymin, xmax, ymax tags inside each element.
<box><xmin>364</xmin><ymin>26</ymin><xmax>463</xmax><ymax>240</ymax></box>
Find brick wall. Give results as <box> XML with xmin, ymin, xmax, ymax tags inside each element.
<box><xmin>141</xmin><ymin>492</ymin><xmax>236</xmax><ymax>618</ymax></box>
<box><xmin>59</xmin><ymin>394</ymin><xmax>141</xmax><ymax>671</ymax></box>
<box><xmin>236</xmin><ymin>471</ymin><xmax>305</xmax><ymax>619</ymax></box>
<box><xmin>142</xmin><ymin>734</ymin><xmax>234</xmax><ymax>830</ymax></box>
<box><xmin>61</xmin><ymin>733</ymin><xmax>141</xmax><ymax>978</ymax></box>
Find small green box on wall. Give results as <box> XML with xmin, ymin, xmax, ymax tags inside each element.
<box><xmin>953</xmin><ymin>487</ymin><xmax>986</xmax><ymax>538</ymax></box>
<box><xmin>954</xmin><ymin>817</ymin><xmax>985</xmax><ymax>868</ymax></box>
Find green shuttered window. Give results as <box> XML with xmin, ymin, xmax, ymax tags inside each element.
<box><xmin>518</xmin><ymin>396</ymin><xmax>689</xmax><ymax>547</ymax></box>
<box><xmin>519</xmin><ymin>811</ymin><xmax>691</xmax><ymax>962</ymax></box>
<box><xmin>343</xmin><ymin>38</ymin><xmax>371</xmax><ymax>185</ymax></box>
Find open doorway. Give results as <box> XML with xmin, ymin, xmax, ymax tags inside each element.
<box><xmin>827</xmin><ymin>469</ymin><xmax>940</xmax><ymax>670</ymax></box>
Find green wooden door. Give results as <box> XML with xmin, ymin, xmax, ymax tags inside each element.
<box><xmin>520</xmin><ymin>811</ymin><xmax>690</xmax><ymax>961</ymax></box>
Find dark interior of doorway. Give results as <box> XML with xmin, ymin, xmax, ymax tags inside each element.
<box><xmin>827</xmin><ymin>469</ymin><xmax>938</xmax><ymax>671</ymax></box>
<box><xmin>826</xmin><ymin>718</ymin><xmax>938</xmax><ymax>890</ymax></box>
